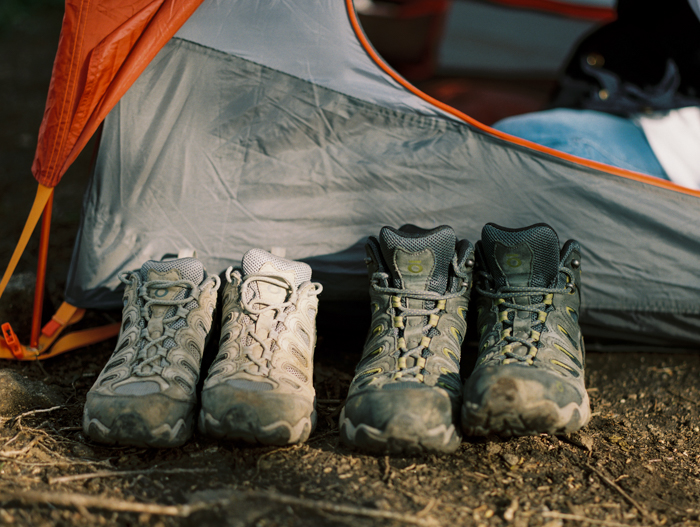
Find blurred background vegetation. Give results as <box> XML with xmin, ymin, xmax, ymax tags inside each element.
<box><xmin>0</xmin><ymin>0</ymin><xmax>63</xmax><ymax>36</ymax></box>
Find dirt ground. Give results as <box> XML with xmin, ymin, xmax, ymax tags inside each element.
<box><xmin>1</xmin><ymin>7</ymin><xmax>700</xmax><ymax>527</ymax></box>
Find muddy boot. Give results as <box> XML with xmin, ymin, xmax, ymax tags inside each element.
<box><xmin>83</xmin><ymin>257</ymin><xmax>220</xmax><ymax>447</ymax></box>
<box><xmin>462</xmin><ymin>223</ymin><xmax>590</xmax><ymax>437</ymax></box>
<box><xmin>340</xmin><ymin>225</ymin><xmax>474</xmax><ymax>454</ymax></box>
<box><xmin>199</xmin><ymin>249</ymin><xmax>322</xmax><ymax>445</ymax></box>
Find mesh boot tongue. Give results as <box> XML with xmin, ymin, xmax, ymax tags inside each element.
<box><xmin>241</xmin><ymin>249</ymin><xmax>312</xmax><ymax>305</ymax></box>
<box><xmin>242</xmin><ymin>249</ymin><xmax>311</xmax><ymax>286</ymax></box>
<box><xmin>140</xmin><ymin>257</ymin><xmax>204</xmax><ymax>308</ymax></box>
<box><xmin>141</xmin><ymin>257</ymin><xmax>204</xmax><ymax>286</ymax></box>
<box><xmin>480</xmin><ymin>223</ymin><xmax>560</xmax><ymax>295</ymax></box>
<box><xmin>126</xmin><ymin>257</ymin><xmax>205</xmax><ymax>381</ymax></box>
<box><xmin>378</xmin><ymin>225</ymin><xmax>456</xmax><ymax>293</ymax></box>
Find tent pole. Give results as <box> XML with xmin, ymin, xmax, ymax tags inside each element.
<box><xmin>30</xmin><ymin>193</ymin><xmax>53</xmax><ymax>349</ymax></box>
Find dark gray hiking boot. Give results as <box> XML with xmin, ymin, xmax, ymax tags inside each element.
<box><xmin>339</xmin><ymin>225</ymin><xmax>474</xmax><ymax>454</ymax></box>
<box><xmin>83</xmin><ymin>257</ymin><xmax>220</xmax><ymax>447</ymax></box>
<box><xmin>462</xmin><ymin>223</ymin><xmax>590</xmax><ymax>437</ymax></box>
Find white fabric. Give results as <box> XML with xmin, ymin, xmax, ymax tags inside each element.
<box><xmin>635</xmin><ymin>107</ymin><xmax>700</xmax><ymax>190</ymax></box>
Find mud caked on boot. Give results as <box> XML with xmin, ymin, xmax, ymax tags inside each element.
<box><xmin>199</xmin><ymin>249</ymin><xmax>322</xmax><ymax>445</ymax></box>
<box><xmin>462</xmin><ymin>223</ymin><xmax>590</xmax><ymax>437</ymax></box>
<box><xmin>340</xmin><ymin>225</ymin><xmax>474</xmax><ymax>454</ymax></box>
<box><xmin>83</xmin><ymin>257</ymin><xmax>220</xmax><ymax>447</ymax></box>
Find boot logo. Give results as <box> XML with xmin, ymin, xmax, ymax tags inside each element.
<box><xmin>407</xmin><ymin>260</ymin><xmax>424</xmax><ymax>274</ymax></box>
<box><xmin>505</xmin><ymin>253</ymin><xmax>522</xmax><ymax>268</ymax></box>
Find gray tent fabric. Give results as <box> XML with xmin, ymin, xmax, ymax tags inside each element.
<box><xmin>174</xmin><ymin>0</ymin><xmax>454</xmax><ymax>119</ymax></box>
<box><xmin>66</xmin><ymin>0</ymin><xmax>700</xmax><ymax>347</ymax></box>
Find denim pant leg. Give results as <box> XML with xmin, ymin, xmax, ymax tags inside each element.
<box><xmin>492</xmin><ymin>109</ymin><xmax>670</xmax><ymax>180</ymax></box>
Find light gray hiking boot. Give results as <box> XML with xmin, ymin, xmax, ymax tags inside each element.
<box><xmin>339</xmin><ymin>225</ymin><xmax>474</xmax><ymax>454</ymax></box>
<box><xmin>462</xmin><ymin>223</ymin><xmax>591</xmax><ymax>437</ymax></box>
<box><xmin>83</xmin><ymin>257</ymin><xmax>220</xmax><ymax>447</ymax></box>
<box><xmin>199</xmin><ymin>249</ymin><xmax>322</xmax><ymax>445</ymax></box>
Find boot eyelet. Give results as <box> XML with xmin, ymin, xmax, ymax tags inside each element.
<box><xmin>566</xmin><ymin>283</ymin><xmax>576</xmax><ymax>294</ymax></box>
<box><xmin>570</xmin><ymin>259</ymin><xmax>580</xmax><ymax>269</ymax></box>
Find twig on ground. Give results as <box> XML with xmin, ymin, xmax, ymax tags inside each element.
<box><xmin>462</xmin><ymin>471</ymin><xmax>489</xmax><ymax>480</ymax></box>
<box><xmin>0</xmin><ymin>438</ymin><xmax>40</xmax><ymax>459</ymax></box>
<box><xmin>49</xmin><ymin>467</ymin><xmax>217</xmax><ymax>484</ymax></box>
<box><xmin>240</xmin><ymin>490</ymin><xmax>440</xmax><ymax>526</ymax></box>
<box><xmin>649</xmin><ymin>495</ymin><xmax>688</xmax><ymax>513</ymax></box>
<box><xmin>382</xmin><ymin>455</ymin><xmax>391</xmax><ymax>482</ymax></box>
<box><xmin>254</xmin><ymin>444</ymin><xmax>301</xmax><ymax>479</ymax></box>
<box><xmin>3</xmin><ymin>490</ymin><xmax>189</xmax><ymax>516</ymax></box>
<box><xmin>3</xmin><ymin>489</ymin><xmax>440</xmax><ymax>525</ymax></box>
<box><xmin>586</xmin><ymin>464</ymin><xmax>656</xmax><ymax>524</ymax></box>
<box><xmin>399</xmin><ymin>487</ymin><xmax>430</xmax><ymax>505</ymax></box>
<box><xmin>0</xmin><ymin>457</ymin><xmax>112</xmax><ymax>468</ymax></box>
<box><xmin>57</xmin><ymin>427</ymin><xmax>83</xmax><ymax>432</ymax></box>
<box><xmin>0</xmin><ymin>432</ymin><xmax>22</xmax><ymax>451</ymax></box>
<box><xmin>664</xmin><ymin>388</ymin><xmax>698</xmax><ymax>407</ymax></box>
<box><xmin>542</xmin><ymin>511</ymin><xmax>649</xmax><ymax>527</ymax></box>
<box><xmin>416</xmin><ymin>498</ymin><xmax>437</xmax><ymax>518</ymax></box>
<box><xmin>8</xmin><ymin>405</ymin><xmax>68</xmax><ymax>430</ymax></box>
<box><xmin>11</xmin><ymin>406</ymin><xmax>65</xmax><ymax>427</ymax></box>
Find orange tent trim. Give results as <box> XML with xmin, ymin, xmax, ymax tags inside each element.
<box><xmin>32</xmin><ymin>0</ymin><xmax>205</xmax><ymax>189</ymax></box>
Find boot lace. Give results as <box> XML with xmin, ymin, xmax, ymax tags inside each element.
<box><xmin>370</xmin><ymin>255</ymin><xmax>470</xmax><ymax>381</ymax></box>
<box><xmin>474</xmin><ymin>266</ymin><xmax>575</xmax><ymax>365</ymax></box>
<box><xmin>228</xmin><ymin>268</ymin><xmax>322</xmax><ymax>377</ymax></box>
<box><xmin>119</xmin><ymin>271</ymin><xmax>220</xmax><ymax>376</ymax></box>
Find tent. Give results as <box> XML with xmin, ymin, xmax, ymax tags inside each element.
<box><xmin>2</xmin><ymin>0</ymin><xmax>700</xmax><ymax>361</ymax></box>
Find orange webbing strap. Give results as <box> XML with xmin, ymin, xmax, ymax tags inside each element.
<box><xmin>0</xmin><ymin>183</ymin><xmax>54</xmax><ymax>301</ymax></box>
<box><xmin>41</xmin><ymin>301</ymin><xmax>85</xmax><ymax>337</ymax></box>
<box><xmin>43</xmin><ymin>323</ymin><xmax>121</xmax><ymax>359</ymax></box>
<box><xmin>0</xmin><ymin>301</ymin><xmax>120</xmax><ymax>360</ymax></box>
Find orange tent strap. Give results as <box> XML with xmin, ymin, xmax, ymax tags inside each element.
<box><xmin>0</xmin><ymin>301</ymin><xmax>120</xmax><ymax>361</ymax></box>
<box><xmin>0</xmin><ymin>184</ymin><xmax>54</xmax><ymax>301</ymax></box>
<box><xmin>43</xmin><ymin>323</ymin><xmax>121</xmax><ymax>359</ymax></box>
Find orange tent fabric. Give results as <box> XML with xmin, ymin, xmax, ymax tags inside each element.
<box><xmin>31</xmin><ymin>0</ymin><xmax>204</xmax><ymax>188</ymax></box>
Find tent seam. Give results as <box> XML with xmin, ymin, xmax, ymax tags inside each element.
<box><xmin>46</xmin><ymin>0</ymin><xmax>92</xmax><ymax>186</ymax></box>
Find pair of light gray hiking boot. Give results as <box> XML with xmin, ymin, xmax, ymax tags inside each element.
<box><xmin>83</xmin><ymin>249</ymin><xmax>322</xmax><ymax>448</ymax></box>
<box><xmin>339</xmin><ymin>223</ymin><xmax>590</xmax><ymax>454</ymax></box>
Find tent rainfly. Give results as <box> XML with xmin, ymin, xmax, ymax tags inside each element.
<box><xmin>1</xmin><ymin>0</ymin><xmax>700</xmax><ymax>360</ymax></box>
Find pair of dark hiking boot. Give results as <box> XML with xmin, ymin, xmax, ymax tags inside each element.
<box><xmin>339</xmin><ymin>223</ymin><xmax>590</xmax><ymax>454</ymax></box>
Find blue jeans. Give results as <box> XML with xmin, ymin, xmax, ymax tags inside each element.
<box><xmin>492</xmin><ymin>109</ymin><xmax>669</xmax><ymax>180</ymax></box>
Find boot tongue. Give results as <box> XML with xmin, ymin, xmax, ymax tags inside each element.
<box><xmin>137</xmin><ymin>257</ymin><xmax>205</xmax><ymax>366</ymax></box>
<box><xmin>242</xmin><ymin>248</ymin><xmax>312</xmax><ymax>304</ymax></box>
<box><xmin>378</xmin><ymin>225</ymin><xmax>456</xmax><ymax>293</ymax></box>
<box><xmin>480</xmin><ymin>223</ymin><xmax>560</xmax><ymax>300</ymax></box>
<box><xmin>140</xmin><ymin>257</ymin><xmax>204</xmax><ymax>301</ymax></box>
